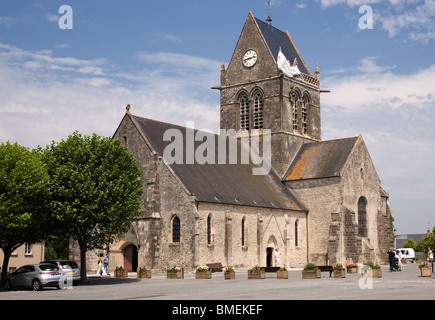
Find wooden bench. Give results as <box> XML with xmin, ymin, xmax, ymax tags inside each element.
<box><xmin>206</xmin><ymin>262</ymin><xmax>224</xmax><ymax>272</ymax></box>
<box><xmin>316</xmin><ymin>265</ymin><xmax>333</xmax><ymax>277</ymax></box>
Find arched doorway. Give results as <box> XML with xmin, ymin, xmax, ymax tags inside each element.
<box><xmin>266</xmin><ymin>235</ymin><xmax>278</xmax><ymax>267</ymax></box>
<box><xmin>123</xmin><ymin>244</ymin><xmax>138</xmax><ymax>272</ymax></box>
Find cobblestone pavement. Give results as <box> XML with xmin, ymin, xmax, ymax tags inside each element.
<box><xmin>1</xmin><ymin>264</ymin><xmax>434</xmax><ymax>301</ymax></box>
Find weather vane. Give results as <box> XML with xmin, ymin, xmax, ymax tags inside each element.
<box><xmin>266</xmin><ymin>0</ymin><xmax>272</xmax><ymax>25</ymax></box>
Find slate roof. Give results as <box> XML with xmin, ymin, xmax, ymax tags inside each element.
<box><xmin>284</xmin><ymin>137</ymin><xmax>359</xmax><ymax>181</ymax></box>
<box><xmin>255</xmin><ymin>17</ymin><xmax>311</xmax><ymax>75</ymax></box>
<box><xmin>129</xmin><ymin>114</ymin><xmax>307</xmax><ymax>212</ymax></box>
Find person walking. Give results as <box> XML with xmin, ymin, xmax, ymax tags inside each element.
<box><xmin>96</xmin><ymin>253</ymin><xmax>106</xmax><ymax>276</ymax></box>
<box><xmin>388</xmin><ymin>248</ymin><xmax>396</xmax><ymax>272</ymax></box>
<box><xmin>103</xmin><ymin>253</ymin><xmax>110</xmax><ymax>276</ymax></box>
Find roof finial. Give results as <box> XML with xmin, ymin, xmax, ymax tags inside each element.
<box><xmin>266</xmin><ymin>0</ymin><xmax>272</xmax><ymax>26</ymax></box>
<box><xmin>126</xmin><ymin>104</ymin><xmax>131</xmax><ymax>114</ymax></box>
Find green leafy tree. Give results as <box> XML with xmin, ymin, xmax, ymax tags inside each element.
<box><xmin>0</xmin><ymin>142</ymin><xmax>50</xmax><ymax>284</ymax></box>
<box><xmin>41</xmin><ymin>132</ymin><xmax>142</xmax><ymax>283</ymax></box>
<box><xmin>417</xmin><ymin>232</ymin><xmax>435</xmax><ymax>256</ymax></box>
<box><xmin>402</xmin><ymin>239</ymin><xmax>416</xmax><ymax>251</ymax></box>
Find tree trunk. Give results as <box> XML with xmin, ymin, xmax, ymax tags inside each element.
<box><xmin>0</xmin><ymin>247</ymin><xmax>11</xmax><ymax>286</ymax></box>
<box><xmin>1</xmin><ymin>243</ymin><xmax>22</xmax><ymax>286</ymax></box>
<box><xmin>78</xmin><ymin>239</ymin><xmax>88</xmax><ymax>284</ymax></box>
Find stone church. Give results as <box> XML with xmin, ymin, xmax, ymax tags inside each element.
<box><xmin>74</xmin><ymin>12</ymin><xmax>395</xmax><ymax>273</ymax></box>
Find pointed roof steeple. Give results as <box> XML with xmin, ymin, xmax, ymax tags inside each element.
<box><xmin>253</xmin><ymin>15</ymin><xmax>311</xmax><ymax>75</ymax></box>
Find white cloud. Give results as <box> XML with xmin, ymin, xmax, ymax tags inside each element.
<box><xmin>156</xmin><ymin>32</ymin><xmax>182</xmax><ymax>43</ymax></box>
<box><xmin>0</xmin><ymin>45</ymin><xmax>220</xmax><ymax>149</ymax></box>
<box><xmin>380</xmin><ymin>0</ymin><xmax>435</xmax><ymax>41</ymax></box>
<box><xmin>317</xmin><ymin>0</ymin><xmax>435</xmax><ymax>42</ymax></box>
<box><xmin>321</xmin><ymin>57</ymin><xmax>435</xmax><ymax>232</ymax></box>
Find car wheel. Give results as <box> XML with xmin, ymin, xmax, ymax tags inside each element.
<box><xmin>4</xmin><ymin>279</ymin><xmax>12</xmax><ymax>290</ymax></box>
<box><xmin>32</xmin><ymin>279</ymin><xmax>42</xmax><ymax>291</ymax></box>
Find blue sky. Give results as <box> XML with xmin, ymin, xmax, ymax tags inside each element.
<box><xmin>1</xmin><ymin>0</ymin><xmax>435</xmax><ymax>234</ymax></box>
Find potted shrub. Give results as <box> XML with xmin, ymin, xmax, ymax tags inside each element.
<box><xmin>114</xmin><ymin>266</ymin><xmax>128</xmax><ymax>278</ymax></box>
<box><xmin>167</xmin><ymin>267</ymin><xmax>182</xmax><ymax>279</ymax></box>
<box><xmin>137</xmin><ymin>267</ymin><xmax>151</xmax><ymax>278</ymax></box>
<box><xmin>419</xmin><ymin>263</ymin><xmax>431</xmax><ymax>277</ymax></box>
<box><xmin>277</xmin><ymin>266</ymin><xmax>288</xmax><ymax>279</ymax></box>
<box><xmin>346</xmin><ymin>263</ymin><xmax>358</xmax><ymax>273</ymax></box>
<box><xmin>362</xmin><ymin>261</ymin><xmax>382</xmax><ymax>278</ymax></box>
<box><xmin>248</xmin><ymin>266</ymin><xmax>265</xmax><ymax>279</ymax></box>
<box><xmin>195</xmin><ymin>266</ymin><xmax>212</xmax><ymax>279</ymax></box>
<box><xmin>302</xmin><ymin>263</ymin><xmax>320</xmax><ymax>279</ymax></box>
<box><xmin>224</xmin><ymin>267</ymin><xmax>235</xmax><ymax>280</ymax></box>
<box><xmin>333</xmin><ymin>264</ymin><xmax>346</xmax><ymax>278</ymax></box>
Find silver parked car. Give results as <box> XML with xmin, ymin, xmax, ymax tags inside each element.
<box><xmin>4</xmin><ymin>263</ymin><xmax>63</xmax><ymax>291</ymax></box>
<box><xmin>41</xmin><ymin>260</ymin><xmax>81</xmax><ymax>284</ymax></box>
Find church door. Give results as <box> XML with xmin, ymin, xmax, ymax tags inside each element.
<box><xmin>266</xmin><ymin>247</ymin><xmax>273</xmax><ymax>267</ymax></box>
<box><xmin>124</xmin><ymin>244</ymin><xmax>138</xmax><ymax>272</ymax></box>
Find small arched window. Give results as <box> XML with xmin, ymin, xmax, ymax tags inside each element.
<box><xmin>239</xmin><ymin>92</ymin><xmax>250</xmax><ymax>130</ymax></box>
<box><xmin>253</xmin><ymin>90</ymin><xmax>264</xmax><ymax>129</ymax></box>
<box><xmin>241</xmin><ymin>216</ymin><xmax>246</xmax><ymax>247</ymax></box>
<box><xmin>358</xmin><ymin>197</ymin><xmax>367</xmax><ymax>237</ymax></box>
<box><xmin>172</xmin><ymin>216</ymin><xmax>181</xmax><ymax>243</ymax></box>
<box><xmin>207</xmin><ymin>214</ymin><xmax>212</xmax><ymax>245</ymax></box>
<box><xmin>295</xmin><ymin>219</ymin><xmax>299</xmax><ymax>246</ymax></box>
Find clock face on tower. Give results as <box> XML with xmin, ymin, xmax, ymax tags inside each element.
<box><xmin>243</xmin><ymin>49</ymin><xmax>258</xmax><ymax>67</ymax></box>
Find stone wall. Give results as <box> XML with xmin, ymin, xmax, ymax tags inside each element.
<box><xmin>197</xmin><ymin>202</ymin><xmax>307</xmax><ymax>268</ymax></box>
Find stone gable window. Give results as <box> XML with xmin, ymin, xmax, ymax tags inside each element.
<box><xmin>172</xmin><ymin>216</ymin><xmax>181</xmax><ymax>243</ymax></box>
<box><xmin>358</xmin><ymin>197</ymin><xmax>368</xmax><ymax>237</ymax></box>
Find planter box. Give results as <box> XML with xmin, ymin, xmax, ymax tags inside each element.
<box><xmin>114</xmin><ymin>270</ymin><xmax>128</xmax><ymax>278</ymax></box>
<box><xmin>137</xmin><ymin>270</ymin><xmax>151</xmax><ymax>278</ymax></box>
<box><xmin>362</xmin><ymin>268</ymin><xmax>382</xmax><ymax>278</ymax></box>
<box><xmin>277</xmin><ymin>270</ymin><xmax>288</xmax><ymax>279</ymax></box>
<box><xmin>347</xmin><ymin>267</ymin><xmax>358</xmax><ymax>274</ymax></box>
<box><xmin>333</xmin><ymin>269</ymin><xmax>346</xmax><ymax>278</ymax></box>
<box><xmin>195</xmin><ymin>270</ymin><xmax>212</xmax><ymax>279</ymax></box>
<box><xmin>302</xmin><ymin>269</ymin><xmax>321</xmax><ymax>279</ymax></box>
<box><xmin>420</xmin><ymin>267</ymin><xmax>431</xmax><ymax>277</ymax></box>
<box><xmin>224</xmin><ymin>272</ymin><xmax>235</xmax><ymax>280</ymax></box>
<box><xmin>248</xmin><ymin>271</ymin><xmax>265</xmax><ymax>279</ymax></box>
<box><xmin>167</xmin><ymin>271</ymin><xmax>182</xmax><ymax>279</ymax></box>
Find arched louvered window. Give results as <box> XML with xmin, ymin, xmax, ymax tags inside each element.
<box><xmin>239</xmin><ymin>92</ymin><xmax>250</xmax><ymax>130</ymax></box>
<box><xmin>291</xmin><ymin>89</ymin><xmax>301</xmax><ymax>131</ymax></box>
<box><xmin>301</xmin><ymin>92</ymin><xmax>310</xmax><ymax>135</ymax></box>
<box><xmin>253</xmin><ymin>90</ymin><xmax>264</xmax><ymax>129</ymax></box>
<box><xmin>172</xmin><ymin>216</ymin><xmax>180</xmax><ymax>243</ymax></box>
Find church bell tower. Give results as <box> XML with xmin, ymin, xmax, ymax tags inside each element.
<box><xmin>214</xmin><ymin>12</ymin><xmax>323</xmax><ymax>177</ymax></box>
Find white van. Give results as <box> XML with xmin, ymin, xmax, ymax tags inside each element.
<box><xmin>397</xmin><ymin>248</ymin><xmax>415</xmax><ymax>263</ymax></box>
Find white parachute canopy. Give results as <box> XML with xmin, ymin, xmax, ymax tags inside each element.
<box><xmin>277</xmin><ymin>50</ymin><xmax>300</xmax><ymax>77</ymax></box>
